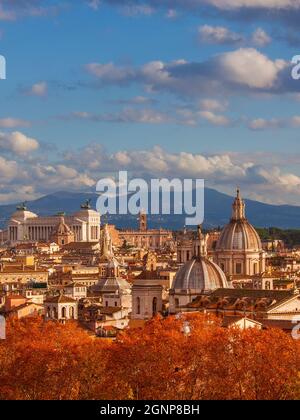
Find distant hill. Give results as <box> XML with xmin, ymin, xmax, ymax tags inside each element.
<box><xmin>0</xmin><ymin>188</ymin><xmax>300</xmax><ymax>230</ymax></box>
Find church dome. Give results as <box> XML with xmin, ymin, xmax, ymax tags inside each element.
<box><xmin>172</xmin><ymin>256</ymin><xmax>230</xmax><ymax>292</ymax></box>
<box><xmin>97</xmin><ymin>277</ymin><xmax>131</xmax><ymax>294</ymax></box>
<box><xmin>216</xmin><ymin>189</ymin><xmax>262</xmax><ymax>252</ymax></box>
<box><xmin>53</xmin><ymin>216</ymin><xmax>73</xmax><ymax>236</ymax></box>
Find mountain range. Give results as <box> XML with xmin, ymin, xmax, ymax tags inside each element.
<box><xmin>0</xmin><ymin>188</ymin><xmax>300</xmax><ymax>230</ymax></box>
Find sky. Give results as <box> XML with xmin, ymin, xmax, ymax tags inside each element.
<box><xmin>1</xmin><ymin>0</ymin><xmax>300</xmax><ymax>205</ymax></box>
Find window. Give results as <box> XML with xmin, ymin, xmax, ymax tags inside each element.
<box><xmin>175</xmin><ymin>298</ymin><xmax>179</xmax><ymax>308</ymax></box>
<box><xmin>136</xmin><ymin>297</ymin><xmax>141</xmax><ymax>315</ymax></box>
<box><xmin>61</xmin><ymin>306</ymin><xmax>66</xmax><ymax>318</ymax></box>
<box><xmin>235</xmin><ymin>263</ymin><xmax>242</xmax><ymax>275</ymax></box>
<box><xmin>152</xmin><ymin>297</ymin><xmax>158</xmax><ymax>316</ymax></box>
<box><xmin>69</xmin><ymin>306</ymin><xmax>74</xmax><ymax>319</ymax></box>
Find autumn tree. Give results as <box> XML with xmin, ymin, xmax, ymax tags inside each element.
<box><xmin>104</xmin><ymin>314</ymin><xmax>300</xmax><ymax>400</ymax></box>
<box><xmin>1</xmin><ymin>314</ymin><xmax>300</xmax><ymax>400</ymax></box>
<box><xmin>0</xmin><ymin>316</ymin><xmax>108</xmax><ymax>400</ymax></box>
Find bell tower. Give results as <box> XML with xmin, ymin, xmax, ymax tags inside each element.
<box><xmin>139</xmin><ymin>210</ymin><xmax>147</xmax><ymax>232</ymax></box>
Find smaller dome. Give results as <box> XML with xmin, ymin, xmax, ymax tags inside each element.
<box><xmin>97</xmin><ymin>277</ymin><xmax>131</xmax><ymax>294</ymax></box>
<box><xmin>53</xmin><ymin>217</ymin><xmax>73</xmax><ymax>236</ymax></box>
<box><xmin>172</xmin><ymin>256</ymin><xmax>230</xmax><ymax>292</ymax></box>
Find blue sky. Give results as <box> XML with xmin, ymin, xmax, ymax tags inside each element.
<box><xmin>1</xmin><ymin>0</ymin><xmax>300</xmax><ymax>204</ymax></box>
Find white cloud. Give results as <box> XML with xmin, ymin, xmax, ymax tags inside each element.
<box><xmin>205</xmin><ymin>0</ymin><xmax>300</xmax><ymax>10</ymax></box>
<box><xmin>0</xmin><ymin>118</ymin><xmax>30</xmax><ymax>128</ymax></box>
<box><xmin>26</xmin><ymin>81</ymin><xmax>48</xmax><ymax>97</ymax></box>
<box><xmin>85</xmin><ymin>62</ymin><xmax>135</xmax><ymax>83</ymax></box>
<box><xmin>0</xmin><ymin>6</ymin><xmax>16</xmax><ymax>21</ymax></box>
<box><xmin>100</xmin><ymin>0</ymin><xmax>300</xmax><ymax>12</ymax></box>
<box><xmin>69</xmin><ymin>108</ymin><xmax>171</xmax><ymax>124</ymax></box>
<box><xmin>251</xmin><ymin>28</ymin><xmax>272</xmax><ymax>46</ymax></box>
<box><xmin>121</xmin><ymin>4</ymin><xmax>155</xmax><ymax>16</ymax></box>
<box><xmin>87</xmin><ymin>0</ymin><xmax>101</xmax><ymax>10</ymax></box>
<box><xmin>166</xmin><ymin>9</ymin><xmax>178</xmax><ymax>18</ymax></box>
<box><xmin>218</xmin><ymin>48</ymin><xmax>286</xmax><ymax>89</ymax></box>
<box><xmin>0</xmin><ymin>141</ymin><xmax>300</xmax><ymax>205</ymax></box>
<box><xmin>200</xmin><ymin>98</ymin><xmax>228</xmax><ymax>112</ymax></box>
<box><xmin>248</xmin><ymin>118</ymin><xmax>282</xmax><ymax>130</ymax></box>
<box><xmin>248</xmin><ymin>115</ymin><xmax>300</xmax><ymax>130</ymax></box>
<box><xmin>86</xmin><ymin>49</ymin><xmax>290</xmax><ymax>96</ymax></box>
<box><xmin>0</xmin><ymin>131</ymin><xmax>39</xmax><ymax>155</ymax></box>
<box><xmin>199</xmin><ymin>25</ymin><xmax>243</xmax><ymax>44</ymax></box>
<box><xmin>199</xmin><ymin>111</ymin><xmax>231</xmax><ymax>126</ymax></box>
<box><xmin>0</xmin><ymin>155</ymin><xmax>21</xmax><ymax>180</ymax></box>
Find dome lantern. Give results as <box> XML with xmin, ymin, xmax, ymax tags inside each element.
<box><xmin>231</xmin><ymin>188</ymin><xmax>246</xmax><ymax>221</ymax></box>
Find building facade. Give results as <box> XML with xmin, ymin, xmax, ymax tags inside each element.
<box><xmin>119</xmin><ymin>212</ymin><xmax>173</xmax><ymax>250</ymax></box>
<box><xmin>6</xmin><ymin>201</ymin><xmax>100</xmax><ymax>245</ymax></box>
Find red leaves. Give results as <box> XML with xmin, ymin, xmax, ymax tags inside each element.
<box><xmin>0</xmin><ymin>314</ymin><xmax>300</xmax><ymax>400</ymax></box>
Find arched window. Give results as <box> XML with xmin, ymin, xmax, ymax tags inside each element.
<box><xmin>52</xmin><ymin>307</ymin><xmax>57</xmax><ymax>319</ymax></box>
<box><xmin>136</xmin><ymin>297</ymin><xmax>141</xmax><ymax>315</ymax></box>
<box><xmin>61</xmin><ymin>306</ymin><xmax>66</xmax><ymax>318</ymax></box>
<box><xmin>47</xmin><ymin>306</ymin><xmax>51</xmax><ymax>318</ymax></box>
<box><xmin>265</xmin><ymin>281</ymin><xmax>271</xmax><ymax>290</ymax></box>
<box><xmin>69</xmin><ymin>306</ymin><xmax>74</xmax><ymax>319</ymax></box>
<box><xmin>152</xmin><ymin>297</ymin><xmax>158</xmax><ymax>316</ymax></box>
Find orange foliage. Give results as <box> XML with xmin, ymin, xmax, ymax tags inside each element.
<box><xmin>0</xmin><ymin>314</ymin><xmax>300</xmax><ymax>400</ymax></box>
<box><xmin>0</xmin><ymin>317</ymin><xmax>109</xmax><ymax>400</ymax></box>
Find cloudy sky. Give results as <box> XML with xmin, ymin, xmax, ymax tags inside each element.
<box><xmin>1</xmin><ymin>0</ymin><xmax>300</xmax><ymax>205</ymax></box>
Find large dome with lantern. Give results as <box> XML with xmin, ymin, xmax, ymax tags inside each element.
<box><xmin>216</xmin><ymin>189</ymin><xmax>262</xmax><ymax>252</ymax></box>
<box><xmin>214</xmin><ymin>189</ymin><xmax>265</xmax><ymax>277</ymax></box>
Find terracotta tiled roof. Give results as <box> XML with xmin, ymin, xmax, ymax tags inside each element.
<box><xmin>64</xmin><ymin>282</ymin><xmax>87</xmax><ymax>288</ymax></box>
<box><xmin>45</xmin><ymin>294</ymin><xmax>76</xmax><ymax>304</ymax></box>
<box><xmin>100</xmin><ymin>306</ymin><xmax>122</xmax><ymax>315</ymax></box>
<box><xmin>136</xmin><ymin>269</ymin><xmax>160</xmax><ymax>280</ymax></box>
